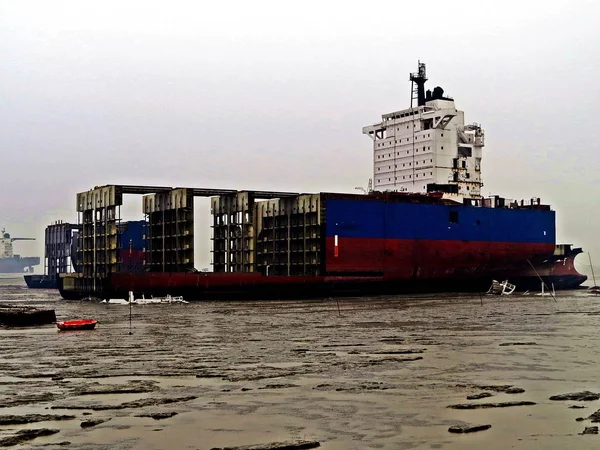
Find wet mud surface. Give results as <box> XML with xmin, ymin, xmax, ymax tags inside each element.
<box><xmin>1</xmin><ymin>277</ymin><xmax>600</xmax><ymax>449</ymax></box>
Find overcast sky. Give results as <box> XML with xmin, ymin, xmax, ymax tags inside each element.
<box><xmin>1</xmin><ymin>0</ymin><xmax>599</xmax><ymax>273</ymax></box>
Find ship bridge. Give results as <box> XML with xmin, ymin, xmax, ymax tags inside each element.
<box><xmin>363</xmin><ymin>62</ymin><xmax>485</xmax><ymax>200</ymax></box>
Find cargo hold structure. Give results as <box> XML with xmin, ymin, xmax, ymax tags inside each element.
<box><xmin>24</xmin><ymin>221</ymin><xmax>80</xmax><ymax>288</ymax></box>
<box><xmin>58</xmin><ymin>63</ymin><xmax>587</xmax><ymax>300</ymax></box>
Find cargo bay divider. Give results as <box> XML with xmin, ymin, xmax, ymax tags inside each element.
<box><xmin>210</xmin><ymin>193</ymin><xmax>322</xmax><ymax>276</ymax></box>
<box><xmin>143</xmin><ymin>188</ymin><xmax>195</xmax><ymax>272</ymax></box>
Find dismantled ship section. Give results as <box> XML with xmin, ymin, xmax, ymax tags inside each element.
<box><xmin>24</xmin><ymin>221</ymin><xmax>80</xmax><ymax>289</ymax></box>
<box><xmin>212</xmin><ymin>192</ymin><xmax>322</xmax><ymax>276</ymax></box>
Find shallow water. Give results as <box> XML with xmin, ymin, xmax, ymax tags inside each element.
<box><xmin>1</xmin><ymin>276</ymin><xmax>600</xmax><ymax>449</ymax></box>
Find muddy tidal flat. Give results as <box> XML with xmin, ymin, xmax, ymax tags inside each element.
<box><xmin>1</xmin><ymin>276</ymin><xmax>600</xmax><ymax>449</ymax></box>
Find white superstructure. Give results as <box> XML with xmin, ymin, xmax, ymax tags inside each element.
<box><xmin>363</xmin><ymin>62</ymin><xmax>484</xmax><ymax>199</ymax></box>
<box><xmin>0</xmin><ymin>232</ymin><xmax>13</xmax><ymax>259</ymax></box>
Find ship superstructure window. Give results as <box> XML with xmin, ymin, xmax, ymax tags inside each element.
<box><xmin>449</xmin><ymin>211</ymin><xmax>459</xmax><ymax>224</ymax></box>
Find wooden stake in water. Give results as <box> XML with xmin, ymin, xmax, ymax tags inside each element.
<box><xmin>129</xmin><ymin>290</ymin><xmax>133</xmax><ymax>335</ymax></box>
<box><xmin>526</xmin><ymin>259</ymin><xmax>557</xmax><ymax>302</ymax></box>
<box><xmin>588</xmin><ymin>253</ymin><xmax>597</xmax><ymax>286</ymax></box>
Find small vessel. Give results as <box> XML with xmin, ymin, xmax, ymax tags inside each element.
<box><xmin>129</xmin><ymin>291</ymin><xmax>187</xmax><ymax>304</ymax></box>
<box><xmin>100</xmin><ymin>298</ymin><xmax>129</xmax><ymax>304</ymax></box>
<box><xmin>100</xmin><ymin>291</ymin><xmax>187</xmax><ymax>305</ymax></box>
<box><xmin>487</xmin><ymin>280</ymin><xmax>516</xmax><ymax>295</ymax></box>
<box><xmin>148</xmin><ymin>294</ymin><xmax>188</xmax><ymax>304</ymax></box>
<box><xmin>56</xmin><ymin>319</ymin><xmax>97</xmax><ymax>330</ymax></box>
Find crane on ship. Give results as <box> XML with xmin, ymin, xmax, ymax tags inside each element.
<box><xmin>2</xmin><ymin>228</ymin><xmax>36</xmax><ymax>242</ymax></box>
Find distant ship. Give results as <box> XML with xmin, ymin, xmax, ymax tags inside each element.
<box><xmin>0</xmin><ymin>228</ymin><xmax>40</xmax><ymax>273</ymax></box>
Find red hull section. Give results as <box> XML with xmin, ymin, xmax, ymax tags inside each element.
<box><xmin>501</xmin><ymin>249</ymin><xmax>587</xmax><ymax>290</ymax></box>
<box><xmin>56</xmin><ymin>319</ymin><xmax>97</xmax><ymax>330</ymax></box>
<box><xmin>326</xmin><ymin>237</ymin><xmax>555</xmax><ymax>278</ymax></box>
<box><xmin>61</xmin><ymin>240</ymin><xmax>586</xmax><ymax>301</ymax></box>
<box><xmin>102</xmin><ymin>240</ymin><xmax>579</xmax><ymax>300</ymax></box>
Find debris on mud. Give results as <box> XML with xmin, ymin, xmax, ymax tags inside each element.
<box><xmin>448</xmin><ymin>424</ymin><xmax>492</xmax><ymax>433</ymax></box>
<box><xmin>0</xmin><ymin>428</ymin><xmax>59</xmax><ymax>447</ymax></box>
<box><xmin>52</xmin><ymin>395</ymin><xmax>198</xmax><ymax>411</ymax></box>
<box><xmin>466</xmin><ymin>392</ymin><xmax>493</xmax><ymax>400</ymax></box>
<box><xmin>331</xmin><ymin>356</ymin><xmax>423</xmax><ymax>370</ymax></box>
<box><xmin>0</xmin><ymin>392</ymin><xmax>57</xmax><ymax>408</ymax></box>
<box><xmin>80</xmin><ymin>418</ymin><xmax>110</xmax><ymax>428</ymax></box>
<box><xmin>0</xmin><ymin>304</ymin><xmax>56</xmax><ymax>326</ymax></box>
<box><xmin>585</xmin><ymin>409</ymin><xmax>600</xmax><ymax>422</ymax></box>
<box><xmin>367</xmin><ymin>349</ymin><xmax>426</xmax><ymax>355</ymax></box>
<box><xmin>210</xmin><ymin>440</ymin><xmax>321</xmax><ymax>450</ymax></box>
<box><xmin>322</xmin><ymin>343</ymin><xmax>365</xmax><ymax>348</ymax></box>
<box><xmin>379</xmin><ymin>337</ymin><xmax>405</xmax><ymax>344</ymax></box>
<box><xmin>313</xmin><ymin>382</ymin><xmax>393</xmax><ymax>392</ymax></box>
<box><xmin>226</xmin><ymin>369</ymin><xmax>305</xmax><ymax>382</ymax></box>
<box><xmin>580</xmin><ymin>426</ymin><xmax>599</xmax><ymax>435</ymax></box>
<box><xmin>503</xmin><ymin>387</ymin><xmax>525</xmax><ymax>394</ymax></box>
<box><xmin>569</xmin><ymin>405</ymin><xmax>586</xmax><ymax>409</ymax></box>
<box><xmin>196</xmin><ymin>369</ymin><xmax>229</xmax><ymax>379</ymax></box>
<box><xmin>0</xmin><ymin>414</ymin><xmax>74</xmax><ymax>425</ymax></box>
<box><xmin>259</xmin><ymin>384</ymin><xmax>299</xmax><ymax>390</ymax></box>
<box><xmin>457</xmin><ymin>384</ymin><xmax>525</xmax><ymax>394</ymax></box>
<box><xmin>576</xmin><ymin>417</ymin><xmax>585</xmax><ymax>422</ymax></box>
<box><xmin>70</xmin><ymin>380</ymin><xmax>158</xmax><ymax>396</ymax></box>
<box><xmin>499</xmin><ymin>342</ymin><xmax>538</xmax><ymax>346</ymax></box>
<box><xmin>549</xmin><ymin>391</ymin><xmax>600</xmax><ymax>401</ymax></box>
<box><xmin>448</xmin><ymin>401</ymin><xmax>536</xmax><ymax>409</ymax></box>
<box><xmin>136</xmin><ymin>412</ymin><xmax>178</xmax><ymax>420</ymax></box>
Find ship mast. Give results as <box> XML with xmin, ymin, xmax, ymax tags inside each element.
<box><xmin>409</xmin><ymin>61</ymin><xmax>427</xmax><ymax>108</ymax></box>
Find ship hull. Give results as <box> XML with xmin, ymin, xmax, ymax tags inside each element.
<box><xmin>0</xmin><ymin>257</ymin><xmax>40</xmax><ymax>274</ymax></box>
<box><xmin>57</xmin><ymin>193</ymin><xmax>586</xmax><ymax>301</ymax></box>
<box><xmin>60</xmin><ymin>272</ymin><xmax>584</xmax><ymax>302</ymax></box>
<box><xmin>59</xmin><ymin>250</ymin><xmax>586</xmax><ymax>301</ymax></box>
<box><xmin>24</xmin><ymin>275</ymin><xmax>58</xmax><ymax>289</ymax></box>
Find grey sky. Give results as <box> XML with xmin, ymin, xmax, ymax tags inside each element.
<box><xmin>1</xmin><ymin>0</ymin><xmax>599</xmax><ymax>273</ymax></box>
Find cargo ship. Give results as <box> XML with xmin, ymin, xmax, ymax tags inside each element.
<box><xmin>58</xmin><ymin>63</ymin><xmax>587</xmax><ymax>300</ymax></box>
<box><xmin>0</xmin><ymin>229</ymin><xmax>39</xmax><ymax>273</ymax></box>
